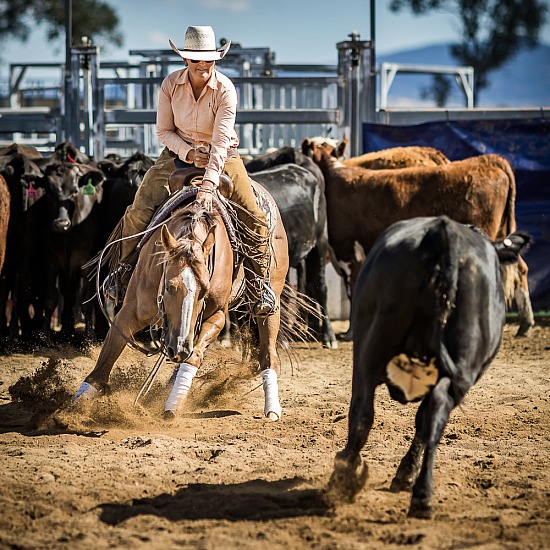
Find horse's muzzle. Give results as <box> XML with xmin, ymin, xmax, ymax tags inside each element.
<box><xmin>164</xmin><ymin>336</ymin><xmax>193</xmax><ymax>363</ymax></box>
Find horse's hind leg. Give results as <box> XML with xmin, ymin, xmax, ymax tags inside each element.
<box><xmin>257</xmin><ymin>310</ymin><xmax>282</xmax><ymax>420</ymax></box>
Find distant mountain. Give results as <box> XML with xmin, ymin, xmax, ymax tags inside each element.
<box><xmin>377</xmin><ymin>43</ymin><xmax>550</xmax><ymax>108</ymax></box>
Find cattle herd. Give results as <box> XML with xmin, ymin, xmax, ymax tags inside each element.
<box><xmin>0</xmin><ymin>137</ymin><xmax>536</xmax><ymax>517</ymax></box>
<box><xmin>0</xmin><ymin>138</ymin><xmax>535</xmax><ymax>352</ymax></box>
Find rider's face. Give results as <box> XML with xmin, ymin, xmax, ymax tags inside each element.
<box><xmin>185</xmin><ymin>59</ymin><xmax>215</xmax><ymax>82</ymax></box>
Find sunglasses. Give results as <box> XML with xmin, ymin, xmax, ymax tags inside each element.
<box><xmin>188</xmin><ymin>59</ymin><xmax>215</xmax><ymax>64</ymax></box>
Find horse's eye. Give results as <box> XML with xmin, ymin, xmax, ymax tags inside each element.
<box><xmin>166</xmin><ymin>279</ymin><xmax>179</xmax><ymax>294</ymax></box>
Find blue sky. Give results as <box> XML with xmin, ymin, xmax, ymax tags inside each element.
<box><xmin>1</xmin><ymin>0</ymin><xmax>549</xmax><ymax>73</ymax></box>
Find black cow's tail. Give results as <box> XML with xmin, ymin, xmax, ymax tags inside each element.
<box><xmin>418</xmin><ymin>217</ymin><xmax>467</xmax><ymax>403</ymax></box>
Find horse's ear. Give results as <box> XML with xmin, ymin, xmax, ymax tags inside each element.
<box><xmin>161</xmin><ymin>224</ymin><xmax>178</xmax><ymax>252</ymax></box>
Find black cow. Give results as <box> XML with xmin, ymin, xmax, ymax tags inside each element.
<box><xmin>79</xmin><ymin>151</ymin><xmax>154</xmax><ymax>339</ymax></box>
<box><xmin>327</xmin><ymin>216</ymin><xmax>532</xmax><ymax>519</ymax></box>
<box><xmin>0</xmin><ymin>150</ymin><xmax>45</xmax><ymax>347</ymax></box>
<box><xmin>97</xmin><ymin>151</ymin><xmax>154</xmax><ymax>242</ymax></box>
<box><xmin>32</xmin><ymin>161</ymin><xmax>105</xmax><ymax>341</ymax></box>
<box><xmin>246</xmin><ymin>148</ymin><xmax>337</xmax><ymax>348</ymax></box>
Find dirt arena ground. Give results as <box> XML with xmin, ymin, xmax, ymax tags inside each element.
<box><xmin>0</xmin><ymin>320</ymin><xmax>548</xmax><ymax>549</ymax></box>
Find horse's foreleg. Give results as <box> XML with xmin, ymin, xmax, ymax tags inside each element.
<box><xmin>74</xmin><ymin>304</ymin><xmax>150</xmax><ymax>400</ymax></box>
<box><xmin>257</xmin><ymin>310</ymin><xmax>282</xmax><ymax>421</ymax></box>
<box><xmin>163</xmin><ymin>310</ymin><xmax>226</xmax><ymax>418</ymax></box>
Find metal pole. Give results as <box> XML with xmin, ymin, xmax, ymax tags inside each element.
<box><xmin>367</xmin><ymin>0</ymin><xmax>377</xmax><ymax>123</ymax></box>
<box><xmin>64</xmin><ymin>0</ymin><xmax>73</xmax><ymax>142</ymax></box>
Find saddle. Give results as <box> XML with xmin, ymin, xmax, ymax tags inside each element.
<box><xmin>137</xmin><ymin>167</ymin><xmax>278</xmax><ymax>254</ymax></box>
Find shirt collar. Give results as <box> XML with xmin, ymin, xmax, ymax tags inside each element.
<box><xmin>175</xmin><ymin>67</ymin><xmax>219</xmax><ymax>90</ymax></box>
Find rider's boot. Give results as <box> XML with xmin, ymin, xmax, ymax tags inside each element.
<box><xmin>103</xmin><ymin>262</ymin><xmax>133</xmax><ymax>303</ymax></box>
<box><xmin>251</xmin><ymin>277</ymin><xmax>279</xmax><ymax>317</ymax></box>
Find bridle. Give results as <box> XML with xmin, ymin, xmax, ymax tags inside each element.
<box><xmin>157</xmin><ymin>234</ymin><xmax>214</xmax><ymax>360</ymax></box>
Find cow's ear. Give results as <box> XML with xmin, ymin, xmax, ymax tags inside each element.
<box><xmin>78</xmin><ymin>170</ymin><xmax>104</xmax><ymax>187</ymax></box>
<box><xmin>301</xmin><ymin>138</ymin><xmax>313</xmax><ymax>156</ymax></box>
<box><xmin>494</xmin><ymin>232</ymin><xmax>533</xmax><ymax>265</ymax></box>
<box><xmin>335</xmin><ymin>139</ymin><xmax>348</xmax><ymax>158</ymax></box>
<box><xmin>97</xmin><ymin>160</ymin><xmax>117</xmax><ymax>177</ymax></box>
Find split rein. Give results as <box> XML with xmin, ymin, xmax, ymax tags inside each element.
<box><xmin>92</xmin><ymin>202</ymin><xmax>219</xmax><ymax>359</ymax></box>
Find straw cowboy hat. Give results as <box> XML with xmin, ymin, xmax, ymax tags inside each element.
<box><xmin>169</xmin><ymin>26</ymin><xmax>231</xmax><ymax>61</ymax></box>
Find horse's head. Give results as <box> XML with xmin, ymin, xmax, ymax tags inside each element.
<box><xmin>159</xmin><ymin>209</ymin><xmax>216</xmax><ymax>363</ymax></box>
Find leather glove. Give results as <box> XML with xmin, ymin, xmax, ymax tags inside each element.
<box><xmin>196</xmin><ymin>179</ymin><xmax>216</xmax><ymax>211</ymax></box>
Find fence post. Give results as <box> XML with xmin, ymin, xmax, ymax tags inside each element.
<box><xmin>337</xmin><ymin>32</ymin><xmax>372</xmax><ymax>157</ymax></box>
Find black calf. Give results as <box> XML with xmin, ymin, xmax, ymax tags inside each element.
<box><xmin>328</xmin><ymin>216</ymin><xmax>532</xmax><ymax>518</ymax></box>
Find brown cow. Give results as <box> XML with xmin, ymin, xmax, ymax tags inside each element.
<box><xmin>0</xmin><ymin>175</ymin><xmax>9</xmax><ymax>272</ymax></box>
<box><xmin>303</xmin><ymin>139</ymin><xmax>534</xmax><ymax>337</ymax></box>
<box><xmin>343</xmin><ymin>145</ymin><xmax>450</xmax><ymax>169</ymax></box>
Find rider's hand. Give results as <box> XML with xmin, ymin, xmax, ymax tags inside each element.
<box><xmin>196</xmin><ymin>179</ymin><xmax>216</xmax><ymax>211</ymax></box>
<box><xmin>194</xmin><ymin>148</ymin><xmax>209</xmax><ymax>168</ymax></box>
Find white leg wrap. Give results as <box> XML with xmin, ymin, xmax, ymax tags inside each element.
<box><xmin>262</xmin><ymin>368</ymin><xmax>282</xmax><ymax>421</ymax></box>
<box><xmin>73</xmin><ymin>381</ymin><xmax>98</xmax><ymax>403</ymax></box>
<box><xmin>164</xmin><ymin>363</ymin><xmax>198</xmax><ymax>413</ymax></box>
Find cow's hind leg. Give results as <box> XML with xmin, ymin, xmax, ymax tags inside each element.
<box><xmin>390</xmin><ymin>410</ymin><xmax>427</xmax><ymax>492</ymax></box>
<box><xmin>409</xmin><ymin>377</ymin><xmax>455</xmax><ymax>519</ymax></box>
<box><xmin>305</xmin><ymin>245</ymin><xmax>338</xmax><ymax>349</ymax></box>
<box><xmin>327</xmin><ymin>385</ymin><xmax>373</xmax><ymax>504</ymax></box>
<box><xmin>515</xmin><ymin>256</ymin><xmax>534</xmax><ymax>337</ymax></box>
<box><xmin>327</xmin><ymin>336</ymin><xmax>379</xmax><ymax>503</ymax></box>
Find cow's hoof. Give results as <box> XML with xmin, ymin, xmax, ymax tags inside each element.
<box><xmin>266</xmin><ymin>411</ymin><xmax>280</xmax><ymax>421</ymax></box>
<box><xmin>515</xmin><ymin>321</ymin><xmax>533</xmax><ymax>338</ymax></box>
<box><xmin>326</xmin><ymin>456</ymin><xmax>368</xmax><ymax>505</ymax></box>
<box><xmin>323</xmin><ymin>339</ymin><xmax>339</xmax><ymax>350</ymax></box>
<box><xmin>408</xmin><ymin>497</ymin><xmax>434</xmax><ymax>519</ymax></box>
<box><xmin>390</xmin><ymin>475</ymin><xmax>414</xmax><ymax>493</ymax></box>
<box><xmin>163</xmin><ymin>410</ymin><xmax>176</xmax><ymax>421</ymax></box>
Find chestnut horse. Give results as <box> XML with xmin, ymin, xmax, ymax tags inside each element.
<box><xmin>74</xmin><ymin>181</ymin><xmax>289</xmax><ymax>421</ymax></box>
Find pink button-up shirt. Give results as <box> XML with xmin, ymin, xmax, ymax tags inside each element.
<box><xmin>156</xmin><ymin>67</ymin><xmax>240</xmax><ymax>187</ymax></box>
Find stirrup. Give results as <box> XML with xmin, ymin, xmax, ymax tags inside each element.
<box><xmin>253</xmin><ymin>280</ymin><xmax>279</xmax><ymax>317</ymax></box>
<box><xmin>102</xmin><ymin>262</ymin><xmax>132</xmax><ymax>303</ymax></box>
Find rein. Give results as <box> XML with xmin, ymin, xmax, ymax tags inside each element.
<box><xmin>135</xmin><ymin>232</ymin><xmax>214</xmax><ymax>406</ymax></box>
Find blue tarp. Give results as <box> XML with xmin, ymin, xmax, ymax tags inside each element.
<box><xmin>362</xmin><ymin>118</ymin><xmax>550</xmax><ymax>310</ymax></box>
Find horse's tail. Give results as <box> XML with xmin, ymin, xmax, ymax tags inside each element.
<box><xmin>276</xmin><ymin>282</ymin><xmax>324</xmax><ymax>355</ymax></box>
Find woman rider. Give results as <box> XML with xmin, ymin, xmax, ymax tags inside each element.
<box><xmin>109</xmin><ymin>25</ymin><xmax>277</xmax><ymax>317</ymax></box>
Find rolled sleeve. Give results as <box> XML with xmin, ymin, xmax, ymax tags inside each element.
<box><xmin>156</xmin><ymin>77</ymin><xmax>192</xmax><ymax>161</ymax></box>
<box><xmin>203</xmin><ymin>87</ymin><xmax>238</xmax><ymax>187</ymax></box>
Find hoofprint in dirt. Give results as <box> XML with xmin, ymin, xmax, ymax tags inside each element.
<box><xmin>0</xmin><ymin>321</ymin><xmax>548</xmax><ymax>549</ymax></box>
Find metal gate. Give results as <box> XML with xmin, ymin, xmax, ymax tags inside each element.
<box><xmin>0</xmin><ymin>32</ymin><xmax>373</xmax><ymax>160</ymax></box>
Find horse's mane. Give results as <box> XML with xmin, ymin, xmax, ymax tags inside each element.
<box><xmin>162</xmin><ymin>203</ymin><xmax>218</xmax><ymax>261</ymax></box>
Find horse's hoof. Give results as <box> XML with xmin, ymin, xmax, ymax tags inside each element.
<box><xmin>72</xmin><ymin>381</ymin><xmax>99</xmax><ymax>403</ymax></box>
<box><xmin>163</xmin><ymin>410</ymin><xmax>176</xmax><ymax>421</ymax></box>
<box><xmin>266</xmin><ymin>411</ymin><xmax>280</xmax><ymax>421</ymax></box>
<box><xmin>408</xmin><ymin>497</ymin><xmax>434</xmax><ymax>519</ymax></box>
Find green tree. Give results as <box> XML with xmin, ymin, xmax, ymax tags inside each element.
<box><xmin>390</xmin><ymin>0</ymin><xmax>548</xmax><ymax>104</ymax></box>
<box><xmin>0</xmin><ymin>0</ymin><xmax>123</xmax><ymax>55</ymax></box>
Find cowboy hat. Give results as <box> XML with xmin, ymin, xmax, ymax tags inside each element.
<box><xmin>169</xmin><ymin>26</ymin><xmax>231</xmax><ymax>62</ymax></box>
